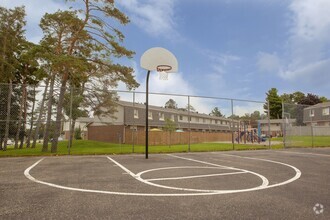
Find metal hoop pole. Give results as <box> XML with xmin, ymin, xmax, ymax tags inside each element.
<box><xmin>145</xmin><ymin>70</ymin><xmax>151</xmax><ymax>159</ymax></box>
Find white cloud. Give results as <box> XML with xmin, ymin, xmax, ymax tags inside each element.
<box><xmin>280</xmin><ymin>58</ymin><xmax>330</xmax><ymax>82</ymax></box>
<box><xmin>257</xmin><ymin>52</ymin><xmax>281</xmax><ymax>73</ymax></box>
<box><xmin>290</xmin><ymin>0</ymin><xmax>330</xmax><ymax>42</ymax></box>
<box><xmin>207</xmin><ymin>51</ymin><xmax>241</xmax><ymax>66</ymax></box>
<box><xmin>279</xmin><ymin>0</ymin><xmax>330</xmax><ymax>86</ymax></box>
<box><xmin>117</xmin><ymin>0</ymin><xmax>178</xmax><ymax>38</ymax></box>
<box><xmin>233</xmin><ymin>103</ymin><xmax>265</xmax><ymax>117</ymax></box>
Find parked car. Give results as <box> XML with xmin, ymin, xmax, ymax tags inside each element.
<box><xmin>50</xmin><ymin>137</ymin><xmax>64</xmax><ymax>142</ymax></box>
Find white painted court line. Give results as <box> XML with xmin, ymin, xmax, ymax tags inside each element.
<box><xmin>107</xmin><ymin>157</ymin><xmax>236</xmax><ymax>193</ymax></box>
<box><xmin>146</xmin><ymin>171</ymin><xmax>247</xmax><ymax>182</ymax></box>
<box><xmin>24</xmin><ymin>154</ymin><xmax>301</xmax><ymax>197</ymax></box>
<box><xmin>167</xmin><ymin>154</ymin><xmax>269</xmax><ymax>190</ymax></box>
<box><xmin>24</xmin><ymin>158</ymin><xmax>179</xmax><ymax>196</ymax></box>
<box><xmin>107</xmin><ymin>156</ymin><xmax>137</xmax><ymax>177</ymax></box>
<box><xmin>275</xmin><ymin>150</ymin><xmax>330</xmax><ymax>157</ymax></box>
<box><xmin>216</xmin><ymin>153</ymin><xmax>302</xmax><ymax>188</ymax></box>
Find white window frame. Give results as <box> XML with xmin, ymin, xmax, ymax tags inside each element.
<box><xmin>322</xmin><ymin>108</ymin><xmax>329</xmax><ymax>116</ymax></box>
<box><xmin>159</xmin><ymin>112</ymin><xmax>165</xmax><ymax>121</ymax></box>
<box><xmin>148</xmin><ymin>111</ymin><xmax>153</xmax><ymax>120</ymax></box>
<box><xmin>310</xmin><ymin>109</ymin><xmax>315</xmax><ymax>117</ymax></box>
<box><xmin>134</xmin><ymin>109</ymin><xmax>139</xmax><ymax>119</ymax></box>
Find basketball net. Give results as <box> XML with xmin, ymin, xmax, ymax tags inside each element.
<box><xmin>159</xmin><ymin>71</ymin><xmax>169</xmax><ymax>80</ymax></box>
<box><xmin>157</xmin><ymin>65</ymin><xmax>171</xmax><ymax>81</ymax></box>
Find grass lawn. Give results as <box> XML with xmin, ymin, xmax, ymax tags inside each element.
<box><xmin>0</xmin><ymin>140</ymin><xmax>282</xmax><ymax>157</ymax></box>
<box><xmin>1</xmin><ymin>136</ymin><xmax>328</xmax><ymax>157</ymax></box>
<box><xmin>272</xmin><ymin>136</ymin><xmax>330</xmax><ymax>147</ymax></box>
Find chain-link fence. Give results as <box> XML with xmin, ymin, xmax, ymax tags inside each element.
<box><xmin>0</xmin><ymin>83</ymin><xmax>273</xmax><ymax>153</ymax></box>
<box><xmin>282</xmin><ymin>102</ymin><xmax>330</xmax><ymax>148</ymax></box>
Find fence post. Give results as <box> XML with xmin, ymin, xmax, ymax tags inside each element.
<box><xmin>231</xmin><ymin>99</ymin><xmax>235</xmax><ymax>150</ymax></box>
<box><xmin>132</xmin><ymin>91</ymin><xmax>135</xmax><ymax>153</ymax></box>
<box><xmin>267</xmin><ymin>100</ymin><xmax>271</xmax><ymax>149</ymax></box>
<box><xmin>311</xmin><ymin>114</ymin><xmax>314</xmax><ymax>148</ymax></box>
<box><xmin>68</xmin><ymin>86</ymin><xmax>73</xmax><ymax>155</ymax></box>
<box><xmin>188</xmin><ymin>95</ymin><xmax>191</xmax><ymax>152</ymax></box>
<box><xmin>282</xmin><ymin>101</ymin><xmax>286</xmax><ymax>149</ymax></box>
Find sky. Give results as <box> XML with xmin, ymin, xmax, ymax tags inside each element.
<box><xmin>2</xmin><ymin>0</ymin><xmax>330</xmax><ymax>116</ymax></box>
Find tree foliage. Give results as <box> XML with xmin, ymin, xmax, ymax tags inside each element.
<box><xmin>264</xmin><ymin>88</ymin><xmax>282</xmax><ymax>119</ymax></box>
<box><xmin>0</xmin><ymin>6</ymin><xmax>27</xmax><ymax>150</ymax></box>
<box><xmin>298</xmin><ymin>93</ymin><xmax>322</xmax><ymax>105</ymax></box>
<box><xmin>0</xmin><ymin>6</ymin><xmax>26</xmax><ymax>83</ymax></box>
<box><xmin>163</xmin><ymin>118</ymin><xmax>177</xmax><ymax>147</ymax></box>
<box><xmin>280</xmin><ymin>91</ymin><xmax>305</xmax><ymax>104</ymax></box>
<box><xmin>38</xmin><ymin>0</ymin><xmax>138</xmax><ymax>152</ymax></box>
<box><xmin>186</xmin><ymin>104</ymin><xmax>196</xmax><ymax>112</ymax></box>
<box><xmin>165</xmin><ymin>99</ymin><xmax>177</xmax><ymax>109</ymax></box>
<box><xmin>210</xmin><ymin>107</ymin><xmax>223</xmax><ymax>117</ymax></box>
<box><xmin>0</xmin><ymin>2</ymin><xmax>139</xmax><ymax>152</ymax></box>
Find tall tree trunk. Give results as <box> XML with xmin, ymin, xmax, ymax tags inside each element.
<box><xmin>19</xmin><ymin>83</ymin><xmax>28</xmax><ymax>149</ymax></box>
<box><xmin>51</xmin><ymin>76</ymin><xmax>67</xmax><ymax>153</ymax></box>
<box><xmin>15</xmin><ymin>81</ymin><xmax>26</xmax><ymax>149</ymax></box>
<box><xmin>26</xmin><ymin>85</ymin><xmax>36</xmax><ymax>148</ymax></box>
<box><xmin>32</xmin><ymin>78</ymin><xmax>49</xmax><ymax>148</ymax></box>
<box><xmin>3</xmin><ymin>80</ymin><xmax>13</xmax><ymax>151</ymax></box>
<box><xmin>42</xmin><ymin>74</ymin><xmax>55</xmax><ymax>152</ymax></box>
<box><xmin>0</xmin><ymin>136</ymin><xmax>3</xmax><ymax>150</ymax></box>
<box><xmin>69</xmin><ymin>119</ymin><xmax>76</xmax><ymax>148</ymax></box>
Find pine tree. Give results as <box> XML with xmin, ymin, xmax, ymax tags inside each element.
<box><xmin>39</xmin><ymin>0</ymin><xmax>138</xmax><ymax>153</ymax></box>
<box><xmin>264</xmin><ymin>88</ymin><xmax>282</xmax><ymax>119</ymax></box>
<box><xmin>165</xmin><ymin>99</ymin><xmax>177</xmax><ymax>109</ymax></box>
<box><xmin>0</xmin><ymin>6</ymin><xmax>26</xmax><ymax>150</ymax></box>
<box><xmin>210</xmin><ymin>107</ymin><xmax>223</xmax><ymax>117</ymax></box>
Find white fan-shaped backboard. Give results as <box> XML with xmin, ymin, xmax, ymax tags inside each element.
<box><xmin>140</xmin><ymin>47</ymin><xmax>178</xmax><ymax>72</ymax></box>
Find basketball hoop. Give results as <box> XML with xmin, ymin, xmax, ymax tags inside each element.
<box><xmin>140</xmin><ymin>47</ymin><xmax>178</xmax><ymax>159</ymax></box>
<box><xmin>157</xmin><ymin>65</ymin><xmax>172</xmax><ymax>81</ymax></box>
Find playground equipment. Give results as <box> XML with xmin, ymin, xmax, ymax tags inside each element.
<box><xmin>235</xmin><ymin>121</ymin><xmax>266</xmax><ymax>144</ymax></box>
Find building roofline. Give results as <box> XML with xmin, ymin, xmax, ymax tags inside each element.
<box><xmin>116</xmin><ymin>100</ymin><xmax>233</xmax><ymax>121</ymax></box>
<box><xmin>304</xmin><ymin>102</ymin><xmax>330</xmax><ymax>109</ymax></box>
<box><xmin>258</xmin><ymin>119</ymin><xmax>296</xmax><ymax>123</ymax></box>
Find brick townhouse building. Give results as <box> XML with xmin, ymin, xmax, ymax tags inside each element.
<box><xmin>65</xmin><ymin>100</ymin><xmax>238</xmax><ymax>145</ymax></box>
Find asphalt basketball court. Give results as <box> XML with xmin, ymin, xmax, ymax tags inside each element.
<box><xmin>0</xmin><ymin>148</ymin><xmax>329</xmax><ymax>219</ymax></box>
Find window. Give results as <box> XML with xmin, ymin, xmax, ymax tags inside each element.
<box><xmin>171</xmin><ymin>114</ymin><xmax>175</xmax><ymax>121</ymax></box>
<box><xmin>159</xmin><ymin>112</ymin><xmax>165</xmax><ymax>120</ymax></box>
<box><xmin>134</xmin><ymin>109</ymin><xmax>139</xmax><ymax>119</ymax></box>
<box><xmin>195</xmin><ymin>117</ymin><xmax>199</xmax><ymax>122</ymax></box>
<box><xmin>310</xmin><ymin>109</ymin><xmax>315</xmax><ymax>117</ymax></box>
<box><xmin>322</xmin><ymin>108</ymin><xmax>329</xmax><ymax>116</ymax></box>
<box><xmin>148</xmin><ymin>111</ymin><xmax>153</xmax><ymax>119</ymax></box>
<box><xmin>203</xmin><ymin>118</ymin><xmax>206</xmax><ymax>123</ymax></box>
<box><xmin>215</xmin><ymin>120</ymin><xmax>218</xmax><ymax>124</ymax></box>
<box><xmin>179</xmin><ymin>115</ymin><xmax>183</xmax><ymax>120</ymax></box>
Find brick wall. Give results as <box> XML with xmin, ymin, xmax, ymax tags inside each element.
<box><xmin>87</xmin><ymin>125</ymin><xmax>124</xmax><ymax>143</ymax></box>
